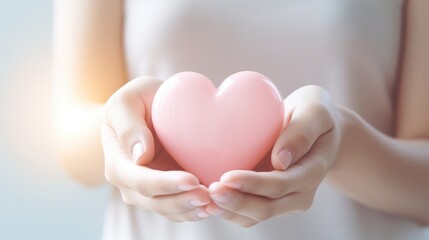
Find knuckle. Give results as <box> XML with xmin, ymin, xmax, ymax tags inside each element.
<box><xmin>293</xmin><ymin>132</ymin><xmax>312</xmax><ymax>150</ymax></box>
<box><xmin>269</xmin><ymin>189</ymin><xmax>286</xmax><ymax>200</ymax></box>
<box><xmin>268</xmin><ymin>182</ymin><xmax>288</xmax><ymax>199</ymax></box>
<box><xmin>307</xmin><ymin>100</ymin><xmax>328</xmax><ymax>113</ymax></box>
<box><xmin>307</xmin><ymin>101</ymin><xmax>335</xmax><ymax>128</ymax></box>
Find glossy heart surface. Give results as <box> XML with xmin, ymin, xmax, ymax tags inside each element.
<box><xmin>152</xmin><ymin>71</ymin><xmax>284</xmax><ymax>186</ymax></box>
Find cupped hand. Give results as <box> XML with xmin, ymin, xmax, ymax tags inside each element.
<box><xmin>102</xmin><ymin>77</ymin><xmax>211</xmax><ymax>222</ymax></box>
<box><xmin>206</xmin><ymin>85</ymin><xmax>343</xmax><ymax>227</ymax></box>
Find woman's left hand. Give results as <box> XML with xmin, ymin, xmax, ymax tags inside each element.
<box><xmin>205</xmin><ymin>85</ymin><xmax>343</xmax><ymax>227</ymax></box>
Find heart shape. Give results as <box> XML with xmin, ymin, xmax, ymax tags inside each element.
<box><xmin>152</xmin><ymin>71</ymin><xmax>284</xmax><ymax>186</ymax></box>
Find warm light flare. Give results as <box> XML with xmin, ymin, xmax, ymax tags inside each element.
<box><xmin>52</xmin><ymin>100</ymin><xmax>106</xmax><ymax>186</ymax></box>
<box><xmin>53</xmin><ymin>102</ymin><xmax>103</xmax><ymax>140</ymax></box>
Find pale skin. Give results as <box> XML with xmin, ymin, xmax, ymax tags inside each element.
<box><xmin>54</xmin><ymin>0</ymin><xmax>429</xmax><ymax>227</ymax></box>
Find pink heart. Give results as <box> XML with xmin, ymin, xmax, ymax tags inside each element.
<box><xmin>152</xmin><ymin>71</ymin><xmax>284</xmax><ymax>186</ymax></box>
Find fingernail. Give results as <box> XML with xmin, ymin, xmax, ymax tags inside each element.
<box><xmin>211</xmin><ymin>193</ymin><xmax>229</xmax><ymax>204</ymax></box>
<box><xmin>190</xmin><ymin>199</ymin><xmax>209</xmax><ymax>207</ymax></box>
<box><xmin>132</xmin><ymin>142</ymin><xmax>145</xmax><ymax>163</ymax></box>
<box><xmin>223</xmin><ymin>182</ymin><xmax>242</xmax><ymax>190</ymax></box>
<box><xmin>196</xmin><ymin>209</ymin><xmax>210</xmax><ymax>219</ymax></box>
<box><xmin>177</xmin><ymin>184</ymin><xmax>197</xmax><ymax>191</ymax></box>
<box><xmin>208</xmin><ymin>207</ymin><xmax>226</xmax><ymax>216</ymax></box>
<box><xmin>277</xmin><ymin>149</ymin><xmax>293</xmax><ymax>170</ymax></box>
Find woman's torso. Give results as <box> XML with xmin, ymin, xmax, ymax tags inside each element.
<box><xmin>104</xmin><ymin>0</ymin><xmax>429</xmax><ymax>239</ymax></box>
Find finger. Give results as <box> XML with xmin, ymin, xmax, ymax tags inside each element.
<box><xmin>273</xmin><ymin>191</ymin><xmax>316</xmax><ymax>214</ymax></box>
<box><xmin>221</xmin><ymin>152</ymin><xmax>327</xmax><ymax>198</ymax></box>
<box><xmin>165</xmin><ymin>208</ymin><xmax>211</xmax><ymax>222</ymax></box>
<box><xmin>102</xmin><ymin>123</ymin><xmax>199</xmax><ymax>197</ymax></box>
<box><xmin>120</xmin><ymin>186</ymin><xmax>210</xmax><ymax>214</ymax></box>
<box><xmin>114</xmin><ymin>162</ymin><xmax>199</xmax><ymax>197</ymax></box>
<box><xmin>206</xmin><ymin>203</ymin><xmax>258</xmax><ymax>227</ymax></box>
<box><xmin>220</xmin><ymin>170</ymin><xmax>293</xmax><ymax>199</ymax></box>
<box><xmin>208</xmin><ymin>182</ymin><xmax>275</xmax><ymax>222</ymax></box>
<box><xmin>272</xmin><ymin>97</ymin><xmax>335</xmax><ymax>170</ymax></box>
<box><xmin>119</xmin><ymin>188</ymin><xmax>210</xmax><ymax>222</ymax></box>
<box><xmin>209</xmin><ymin>183</ymin><xmax>315</xmax><ymax>221</ymax></box>
<box><xmin>104</xmin><ymin>76</ymin><xmax>162</xmax><ymax>165</ymax></box>
<box><xmin>151</xmin><ymin>185</ymin><xmax>211</xmax><ymax>214</ymax></box>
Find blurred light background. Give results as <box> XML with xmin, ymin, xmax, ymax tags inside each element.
<box><xmin>0</xmin><ymin>1</ymin><xmax>108</xmax><ymax>239</ymax></box>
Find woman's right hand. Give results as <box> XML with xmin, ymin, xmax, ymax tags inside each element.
<box><xmin>101</xmin><ymin>76</ymin><xmax>211</xmax><ymax>222</ymax></box>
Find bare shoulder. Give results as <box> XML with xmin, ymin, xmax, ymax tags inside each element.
<box><xmin>395</xmin><ymin>0</ymin><xmax>429</xmax><ymax>139</ymax></box>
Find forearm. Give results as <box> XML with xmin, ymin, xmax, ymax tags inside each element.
<box><xmin>53</xmin><ymin>0</ymin><xmax>126</xmax><ymax>186</ymax></box>
<box><xmin>327</xmin><ymin>106</ymin><xmax>429</xmax><ymax>224</ymax></box>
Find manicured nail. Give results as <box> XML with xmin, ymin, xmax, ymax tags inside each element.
<box><xmin>208</xmin><ymin>207</ymin><xmax>226</xmax><ymax>216</ymax></box>
<box><xmin>277</xmin><ymin>149</ymin><xmax>293</xmax><ymax>170</ymax></box>
<box><xmin>211</xmin><ymin>193</ymin><xmax>229</xmax><ymax>204</ymax></box>
<box><xmin>223</xmin><ymin>182</ymin><xmax>242</xmax><ymax>190</ymax></box>
<box><xmin>190</xmin><ymin>199</ymin><xmax>209</xmax><ymax>207</ymax></box>
<box><xmin>177</xmin><ymin>184</ymin><xmax>197</xmax><ymax>191</ymax></box>
<box><xmin>196</xmin><ymin>210</ymin><xmax>210</xmax><ymax>219</ymax></box>
<box><xmin>132</xmin><ymin>142</ymin><xmax>145</xmax><ymax>163</ymax></box>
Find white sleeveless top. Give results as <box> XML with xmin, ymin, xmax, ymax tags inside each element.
<box><xmin>103</xmin><ymin>0</ymin><xmax>429</xmax><ymax>239</ymax></box>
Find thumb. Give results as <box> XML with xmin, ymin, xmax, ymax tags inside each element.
<box><xmin>271</xmin><ymin>101</ymin><xmax>334</xmax><ymax>171</ymax></box>
<box><xmin>125</xmin><ymin>124</ymin><xmax>155</xmax><ymax>165</ymax></box>
<box><xmin>104</xmin><ymin>76</ymin><xmax>162</xmax><ymax>165</ymax></box>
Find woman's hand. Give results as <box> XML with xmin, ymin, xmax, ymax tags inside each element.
<box><xmin>102</xmin><ymin>77</ymin><xmax>211</xmax><ymax>222</ymax></box>
<box><xmin>206</xmin><ymin>85</ymin><xmax>343</xmax><ymax>227</ymax></box>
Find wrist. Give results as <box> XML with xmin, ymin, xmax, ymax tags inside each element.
<box><xmin>328</xmin><ymin>105</ymin><xmax>360</xmax><ymax>176</ymax></box>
